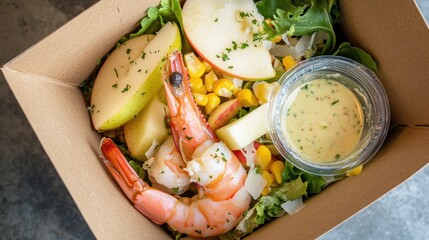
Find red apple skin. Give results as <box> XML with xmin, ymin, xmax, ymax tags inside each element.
<box><xmin>208</xmin><ymin>99</ymin><xmax>242</xmax><ymax>130</ymax></box>
<box><xmin>233</xmin><ymin>142</ymin><xmax>279</xmax><ymax>165</ymax></box>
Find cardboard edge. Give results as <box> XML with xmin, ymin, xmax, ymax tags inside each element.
<box><xmin>4</xmin><ymin>0</ymin><xmax>158</xmax><ymax>87</ymax></box>
<box><xmin>2</xmin><ymin>65</ymin><xmax>170</xmax><ymax>240</ymax></box>
<box><xmin>318</xmin><ymin>163</ymin><xmax>429</xmax><ymax>239</ymax></box>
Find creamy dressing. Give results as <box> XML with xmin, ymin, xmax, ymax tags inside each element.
<box><xmin>282</xmin><ymin>79</ymin><xmax>364</xmax><ymax>163</ymax></box>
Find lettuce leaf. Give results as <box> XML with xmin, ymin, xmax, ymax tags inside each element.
<box><xmin>333</xmin><ymin>42</ymin><xmax>378</xmax><ymax>71</ymax></box>
<box><xmin>282</xmin><ymin>160</ymin><xmax>326</xmax><ymax>194</ymax></box>
<box><xmin>124</xmin><ymin>0</ymin><xmax>192</xmax><ymax>52</ymax></box>
<box><xmin>255</xmin><ymin>0</ymin><xmax>338</xmax><ymax>54</ymax></box>
<box><xmin>221</xmin><ymin>177</ymin><xmax>307</xmax><ymax>239</ymax></box>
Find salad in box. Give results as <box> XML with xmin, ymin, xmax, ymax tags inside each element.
<box><xmin>79</xmin><ymin>0</ymin><xmax>388</xmax><ymax>238</ymax></box>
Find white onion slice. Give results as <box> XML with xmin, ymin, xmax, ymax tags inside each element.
<box><xmin>144</xmin><ymin>139</ymin><xmax>160</xmax><ymax>160</ymax></box>
<box><xmin>295</xmin><ymin>35</ymin><xmax>311</xmax><ymax>55</ymax></box>
<box><xmin>242</xmin><ymin>142</ymin><xmax>257</xmax><ymax>168</ymax></box>
<box><xmin>281</xmin><ymin>197</ymin><xmax>305</xmax><ymax>215</ymax></box>
<box><xmin>270</xmin><ymin>44</ymin><xmax>298</xmax><ymax>58</ymax></box>
<box><xmin>245</xmin><ymin>167</ymin><xmax>267</xmax><ymax>199</ymax></box>
<box><xmin>262</xmin><ymin>40</ymin><xmax>274</xmax><ymax>51</ymax></box>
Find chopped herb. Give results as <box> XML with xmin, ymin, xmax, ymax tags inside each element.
<box><xmin>172</xmin><ymin>187</ymin><xmax>179</xmax><ymax>193</ymax></box>
<box><xmin>195</xmin><ymin>230</ymin><xmax>202</xmax><ymax>235</ymax></box>
<box><xmin>335</xmin><ymin>154</ymin><xmax>341</xmax><ymax>159</ymax></box>
<box><xmin>160</xmin><ymin>170</ymin><xmax>165</xmax><ymax>174</ymax></box>
<box><xmin>186</xmin><ymin>136</ymin><xmax>193</xmax><ymax>140</ymax></box>
<box><xmin>141</xmin><ymin>51</ymin><xmax>146</xmax><ymax>59</ymax></box>
<box><xmin>141</xmin><ymin>92</ymin><xmax>146</xmax><ymax>95</ymax></box>
<box><xmin>252</xmin><ymin>19</ymin><xmax>257</xmax><ymax>24</ymax></box>
<box><xmin>301</xmin><ymin>84</ymin><xmax>309</xmax><ymax>90</ymax></box>
<box><xmin>198</xmin><ymin>176</ymin><xmax>201</xmax><ymax>182</ymax></box>
<box><xmin>138</xmin><ymin>69</ymin><xmax>142</xmax><ymax>72</ymax></box>
<box><xmin>331</xmin><ymin>100</ymin><xmax>339</xmax><ymax>105</ymax></box>
<box><xmin>112</xmin><ymin>83</ymin><xmax>118</xmax><ymax>88</ymax></box>
<box><xmin>126</xmin><ymin>48</ymin><xmax>131</xmax><ymax>54</ymax></box>
<box><xmin>221</xmin><ymin>53</ymin><xmax>229</xmax><ymax>61</ymax></box>
<box><xmin>121</xmin><ymin>84</ymin><xmax>131</xmax><ymax>93</ymax></box>
<box><xmin>214</xmin><ymin>17</ymin><xmax>218</xmax><ymax>22</ymax></box>
<box><xmin>253</xmin><ymin>33</ymin><xmax>263</xmax><ymax>42</ymax></box>
<box><xmin>145</xmin><ymin>69</ymin><xmax>148</xmax><ymax>73</ymax></box>
<box><xmin>209</xmin><ymin>175</ymin><xmax>212</xmax><ymax>179</ymax></box>
<box><xmin>232</xmin><ymin>41</ymin><xmax>237</xmax><ymax>50</ymax></box>
<box><xmin>228</xmin><ymin>66</ymin><xmax>234</xmax><ymax>69</ymax></box>
<box><xmin>114</xmin><ymin>68</ymin><xmax>119</xmax><ymax>78</ymax></box>
<box><xmin>162</xmin><ymin>57</ymin><xmax>166</xmax><ymax>62</ymax></box>
<box><xmin>226</xmin><ymin>48</ymin><xmax>232</xmax><ymax>53</ymax></box>
<box><xmin>226</xmin><ymin>219</ymin><xmax>230</xmax><ymax>223</ymax></box>
<box><xmin>240</xmin><ymin>42</ymin><xmax>249</xmax><ymax>49</ymax></box>
<box><xmin>240</xmin><ymin>11</ymin><xmax>249</xmax><ymax>17</ymax></box>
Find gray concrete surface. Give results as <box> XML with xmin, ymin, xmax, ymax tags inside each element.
<box><xmin>0</xmin><ymin>0</ymin><xmax>428</xmax><ymax>239</ymax></box>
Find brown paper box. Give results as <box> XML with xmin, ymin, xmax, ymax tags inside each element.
<box><xmin>2</xmin><ymin>0</ymin><xmax>429</xmax><ymax>239</ymax></box>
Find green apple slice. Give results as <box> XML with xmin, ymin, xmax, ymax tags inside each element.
<box><xmin>123</xmin><ymin>95</ymin><xmax>169</xmax><ymax>161</ymax></box>
<box><xmin>216</xmin><ymin>103</ymin><xmax>269</xmax><ymax>150</ymax></box>
<box><xmin>91</xmin><ymin>22</ymin><xmax>181</xmax><ymax>131</ymax></box>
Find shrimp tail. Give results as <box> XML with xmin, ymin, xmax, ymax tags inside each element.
<box><xmin>163</xmin><ymin>51</ymin><xmax>217</xmax><ymax>161</ymax></box>
<box><xmin>100</xmin><ymin>138</ymin><xmax>177</xmax><ymax>224</ymax></box>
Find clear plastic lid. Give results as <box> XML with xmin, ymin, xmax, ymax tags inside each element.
<box><xmin>268</xmin><ymin>56</ymin><xmax>390</xmax><ymax>176</ymax></box>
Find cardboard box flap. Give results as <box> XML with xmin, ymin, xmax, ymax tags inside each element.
<box><xmin>5</xmin><ymin>0</ymin><xmax>157</xmax><ymax>87</ymax></box>
<box><xmin>339</xmin><ymin>0</ymin><xmax>429</xmax><ymax>126</ymax></box>
<box><xmin>1</xmin><ymin>67</ymin><xmax>169</xmax><ymax>239</ymax></box>
<box><xmin>248</xmin><ymin>126</ymin><xmax>429</xmax><ymax>239</ymax></box>
<box><xmin>2</xmin><ymin>0</ymin><xmax>429</xmax><ymax>239</ymax></box>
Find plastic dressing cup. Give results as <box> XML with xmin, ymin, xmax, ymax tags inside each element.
<box><xmin>268</xmin><ymin>56</ymin><xmax>390</xmax><ymax>176</ymax></box>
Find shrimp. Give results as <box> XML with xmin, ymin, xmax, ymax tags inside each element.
<box><xmin>143</xmin><ymin>136</ymin><xmax>190</xmax><ymax>195</ymax></box>
<box><xmin>163</xmin><ymin>50</ymin><xmax>217</xmax><ymax>162</ymax></box>
<box><xmin>100</xmin><ymin>51</ymin><xmax>251</xmax><ymax>237</ymax></box>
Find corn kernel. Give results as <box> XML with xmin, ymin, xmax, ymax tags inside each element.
<box><xmin>231</xmin><ymin>78</ymin><xmax>243</xmax><ymax>96</ymax></box>
<box><xmin>192</xmin><ymin>92</ymin><xmax>208</xmax><ymax>106</ymax></box>
<box><xmin>189</xmin><ymin>77</ymin><xmax>203</xmax><ymax>89</ymax></box>
<box><xmin>272</xmin><ymin>35</ymin><xmax>282</xmax><ymax>43</ymax></box>
<box><xmin>205</xmin><ymin>93</ymin><xmax>220</xmax><ymax>114</ymax></box>
<box><xmin>236</xmin><ymin>89</ymin><xmax>259</xmax><ymax>107</ymax></box>
<box><xmin>261</xmin><ymin>186</ymin><xmax>271</xmax><ymax>196</ymax></box>
<box><xmin>253</xmin><ymin>82</ymin><xmax>275</xmax><ymax>105</ymax></box>
<box><xmin>282</xmin><ymin>55</ymin><xmax>297</xmax><ymax>71</ymax></box>
<box><xmin>264</xmin><ymin>18</ymin><xmax>273</xmax><ymax>28</ymax></box>
<box><xmin>204</xmin><ymin>71</ymin><xmax>219</xmax><ymax>92</ymax></box>
<box><xmin>184</xmin><ymin>52</ymin><xmax>205</xmax><ymax>78</ymax></box>
<box><xmin>270</xmin><ymin>161</ymin><xmax>285</xmax><ymax>184</ymax></box>
<box><xmin>346</xmin><ymin>165</ymin><xmax>363</xmax><ymax>176</ymax></box>
<box><xmin>255</xmin><ymin>145</ymin><xmax>271</xmax><ymax>170</ymax></box>
<box><xmin>202</xmin><ymin>61</ymin><xmax>213</xmax><ymax>73</ymax></box>
<box><xmin>262</xmin><ymin>170</ymin><xmax>274</xmax><ymax>187</ymax></box>
<box><xmin>212</xmin><ymin>78</ymin><xmax>234</xmax><ymax>98</ymax></box>
<box><xmin>189</xmin><ymin>77</ymin><xmax>207</xmax><ymax>94</ymax></box>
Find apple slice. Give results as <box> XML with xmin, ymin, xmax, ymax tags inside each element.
<box><xmin>123</xmin><ymin>95</ymin><xmax>169</xmax><ymax>161</ymax></box>
<box><xmin>90</xmin><ymin>22</ymin><xmax>181</xmax><ymax>131</ymax></box>
<box><xmin>208</xmin><ymin>99</ymin><xmax>242</xmax><ymax>130</ymax></box>
<box><xmin>182</xmin><ymin>0</ymin><xmax>275</xmax><ymax>80</ymax></box>
<box><xmin>216</xmin><ymin>103</ymin><xmax>269</xmax><ymax>150</ymax></box>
